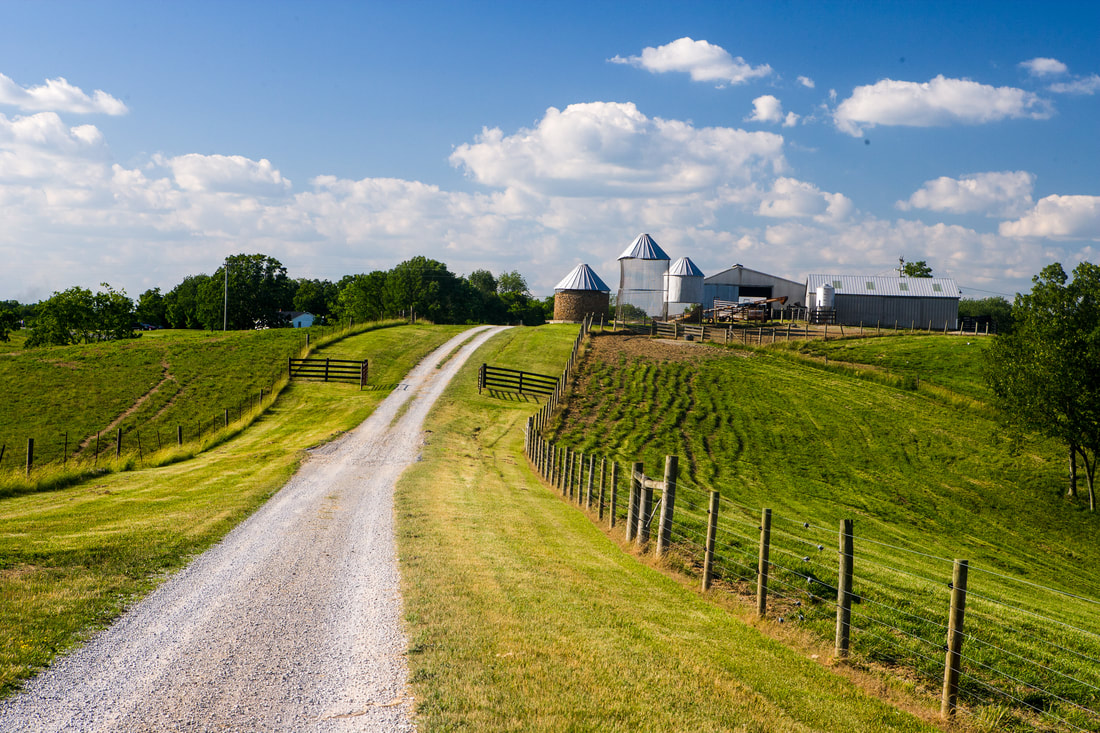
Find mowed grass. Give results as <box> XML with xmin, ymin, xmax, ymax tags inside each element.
<box><xmin>395</xmin><ymin>325</ymin><xmax>940</xmax><ymax>732</ymax></box>
<box><xmin>549</xmin><ymin>333</ymin><xmax>1100</xmax><ymax>730</ymax></box>
<box><xmin>0</xmin><ymin>324</ymin><xmax>467</xmax><ymax>697</ymax></box>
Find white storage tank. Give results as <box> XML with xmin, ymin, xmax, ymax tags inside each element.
<box><xmin>665</xmin><ymin>257</ymin><xmax>705</xmax><ymax>304</ymax></box>
<box><xmin>816</xmin><ymin>282</ymin><xmax>835</xmax><ymax>310</ymax></box>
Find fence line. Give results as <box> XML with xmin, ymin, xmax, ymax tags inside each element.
<box><xmin>521</xmin><ymin>318</ymin><xmax>1100</xmax><ymax>731</ymax></box>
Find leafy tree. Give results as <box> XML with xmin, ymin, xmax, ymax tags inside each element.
<box><xmin>468</xmin><ymin>269</ymin><xmax>497</xmax><ymax>296</ymax></box>
<box><xmin>958</xmin><ymin>296</ymin><xmax>1014</xmax><ymax>334</ymax></box>
<box><xmin>985</xmin><ymin>262</ymin><xmax>1100</xmax><ymax>509</ymax></box>
<box><xmin>0</xmin><ymin>307</ymin><xmax>18</xmax><ymax>342</ymax></box>
<box><xmin>26</xmin><ymin>284</ymin><xmax>135</xmax><ymax>346</ymax></box>
<box><xmin>336</xmin><ymin>271</ymin><xmax>389</xmax><ymax>323</ymax></box>
<box><xmin>497</xmin><ymin>270</ymin><xmax>530</xmax><ymax>296</ymax></box>
<box><xmin>898</xmin><ymin>257</ymin><xmax>933</xmax><ymax>278</ymax></box>
<box><xmin>384</xmin><ymin>256</ymin><xmax>470</xmax><ymax>324</ymax></box>
<box><xmin>293</xmin><ymin>278</ymin><xmax>338</xmax><ymax>321</ymax></box>
<box><xmin>198</xmin><ymin>254</ymin><xmax>296</xmax><ymax>329</ymax></box>
<box><xmin>164</xmin><ymin>274</ymin><xmax>211</xmax><ymax>329</ymax></box>
<box><xmin>135</xmin><ymin>287</ymin><xmax>167</xmax><ymax>328</ymax></box>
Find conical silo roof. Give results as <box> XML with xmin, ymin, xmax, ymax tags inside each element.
<box><xmin>554</xmin><ymin>263</ymin><xmax>611</xmax><ymax>292</ymax></box>
<box><xmin>618</xmin><ymin>233</ymin><xmax>670</xmax><ymax>261</ymax></box>
<box><xmin>668</xmin><ymin>257</ymin><xmax>704</xmax><ymax>278</ymax></box>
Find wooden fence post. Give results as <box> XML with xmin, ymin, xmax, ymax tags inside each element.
<box><xmin>116</xmin><ymin>428</ymin><xmax>122</xmax><ymax>459</ymax></box>
<box><xmin>586</xmin><ymin>454</ymin><xmax>595</xmax><ymax>509</ymax></box>
<box><xmin>609</xmin><ymin>461</ymin><xmax>619</xmax><ymax>528</ymax></box>
<box><xmin>656</xmin><ymin>455</ymin><xmax>678</xmax><ymax>559</ymax></box>
<box><xmin>836</xmin><ymin>518</ymin><xmax>854</xmax><ymax>657</ymax></box>
<box><xmin>638</xmin><ymin>468</ymin><xmax>654</xmax><ymax>547</ymax></box>
<box><xmin>598</xmin><ymin>457</ymin><xmax>607</xmax><ymax>519</ymax></box>
<box><xmin>941</xmin><ymin>559</ymin><xmax>969</xmax><ymax>718</ymax></box>
<box><xmin>702</xmin><ymin>490</ymin><xmax>720</xmax><ymax>591</ymax></box>
<box><xmin>757</xmin><ymin>508</ymin><xmax>772</xmax><ymax>617</ymax></box>
<box><xmin>626</xmin><ymin>462</ymin><xmax>642</xmax><ymax>542</ymax></box>
<box><xmin>224</xmin><ymin>408</ymin><xmax>229</xmax><ymax>428</ymax></box>
<box><xmin>25</xmin><ymin>438</ymin><xmax>33</xmax><ymax>476</ymax></box>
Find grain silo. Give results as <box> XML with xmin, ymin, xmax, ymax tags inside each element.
<box><xmin>616</xmin><ymin>233</ymin><xmax>670</xmax><ymax>322</ymax></box>
<box><xmin>553</xmin><ymin>263</ymin><xmax>611</xmax><ymax>322</ymax></box>
<box><xmin>664</xmin><ymin>257</ymin><xmax>705</xmax><ymax>316</ymax></box>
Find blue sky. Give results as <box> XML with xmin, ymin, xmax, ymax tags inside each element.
<box><xmin>2</xmin><ymin>0</ymin><xmax>1099</xmax><ymax>303</ymax></box>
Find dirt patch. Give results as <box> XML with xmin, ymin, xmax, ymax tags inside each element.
<box><xmin>586</xmin><ymin>332</ymin><xmax>739</xmax><ymax>364</ymax></box>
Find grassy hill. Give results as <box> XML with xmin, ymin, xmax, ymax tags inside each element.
<box><xmin>545</xmin><ymin>331</ymin><xmax>1099</xmax><ymax>731</ymax></box>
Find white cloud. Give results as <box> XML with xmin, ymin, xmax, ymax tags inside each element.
<box><xmin>157</xmin><ymin>153</ymin><xmax>292</xmax><ymax>195</ymax></box>
<box><xmin>1020</xmin><ymin>57</ymin><xmax>1068</xmax><ymax>77</ymax></box>
<box><xmin>450</xmin><ymin>101</ymin><xmax>785</xmax><ymax>196</ymax></box>
<box><xmin>746</xmin><ymin>95</ymin><xmax>783</xmax><ymax>123</ymax></box>
<box><xmin>1049</xmin><ymin>74</ymin><xmax>1100</xmax><ymax>95</ymax></box>
<box><xmin>0</xmin><ymin>73</ymin><xmax>127</xmax><ymax>115</ymax></box>
<box><xmin>898</xmin><ymin>171</ymin><xmax>1035</xmax><ymax>217</ymax></box>
<box><xmin>757</xmin><ymin>177</ymin><xmax>853</xmax><ymax>222</ymax></box>
<box><xmin>1000</xmin><ymin>195</ymin><xmax>1100</xmax><ymax>239</ymax></box>
<box><xmin>834</xmin><ymin>75</ymin><xmax>1052</xmax><ymax>136</ymax></box>
<box><xmin>798</xmin><ymin>76</ymin><xmax>815</xmax><ymax>89</ymax></box>
<box><xmin>608</xmin><ymin>37</ymin><xmax>772</xmax><ymax>86</ymax></box>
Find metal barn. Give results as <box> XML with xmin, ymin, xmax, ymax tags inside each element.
<box><xmin>805</xmin><ymin>275</ymin><xmax>961</xmax><ymax>330</ymax></box>
<box><xmin>703</xmin><ymin>265</ymin><xmax>805</xmax><ymax>311</ymax></box>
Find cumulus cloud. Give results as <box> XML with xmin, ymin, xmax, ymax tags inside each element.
<box><xmin>608</xmin><ymin>37</ymin><xmax>772</xmax><ymax>86</ymax></box>
<box><xmin>0</xmin><ymin>73</ymin><xmax>127</xmax><ymax>115</ymax></box>
<box><xmin>746</xmin><ymin>95</ymin><xmax>799</xmax><ymax>126</ymax></box>
<box><xmin>156</xmin><ymin>153</ymin><xmax>292</xmax><ymax>195</ymax></box>
<box><xmin>1049</xmin><ymin>74</ymin><xmax>1100</xmax><ymax>95</ymax></box>
<box><xmin>833</xmin><ymin>75</ymin><xmax>1052</xmax><ymax>136</ymax></box>
<box><xmin>1020</xmin><ymin>57</ymin><xmax>1068</xmax><ymax>77</ymax></box>
<box><xmin>1000</xmin><ymin>195</ymin><xmax>1100</xmax><ymax>239</ymax></box>
<box><xmin>798</xmin><ymin>76</ymin><xmax>815</xmax><ymax>89</ymax></box>
<box><xmin>897</xmin><ymin>171</ymin><xmax>1035</xmax><ymax>217</ymax></box>
<box><xmin>450</xmin><ymin>101</ymin><xmax>785</xmax><ymax>196</ymax></box>
<box><xmin>757</xmin><ymin>177</ymin><xmax>853</xmax><ymax>222</ymax></box>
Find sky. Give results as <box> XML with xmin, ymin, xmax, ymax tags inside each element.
<box><xmin>2</xmin><ymin>0</ymin><xmax>1099</xmax><ymax>303</ymax></box>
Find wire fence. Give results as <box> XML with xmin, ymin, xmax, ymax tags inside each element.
<box><xmin>520</xmin><ymin>323</ymin><xmax>1100</xmax><ymax>732</ymax></box>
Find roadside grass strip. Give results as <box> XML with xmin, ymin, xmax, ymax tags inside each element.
<box><xmin>0</xmin><ymin>324</ymin><xmax>467</xmax><ymax>698</ymax></box>
<box><xmin>396</xmin><ymin>326</ymin><xmax>938</xmax><ymax>732</ymax></box>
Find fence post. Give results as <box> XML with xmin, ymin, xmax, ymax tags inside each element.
<box><xmin>609</xmin><ymin>461</ymin><xmax>619</xmax><ymax>528</ymax></box>
<box><xmin>638</xmin><ymin>469</ymin><xmax>654</xmax><ymax>548</ymax></box>
<box><xmin>757</xmin><ymin>508</ymin><xmax>772</xmax><ymax>616</ymax></box>
<box><xmin>836</xmin><ymin>518</ymin><xmax>854</xmax><ymax>657</ymax></box>
<box><xmin>702</xmin><ymin>490</ymin><xmax>720</xmax><ymax>591</ymax></box>
<box><xmin>25</xmin><ymin>438</ymin><xmax>33</xmax><ymax>476</ymax></box>
<box><xmin>478</xmin><ymin>363</ymin><xmax>485</xmax><ymax>393</ymax></box>
<box><xmin>224</xmin><ymin>408</ymin><xmax>229</xmax><ymax>428</ymax></box>
<box><xmin>586</xmin><ymin>454</ymin><xmax>595</xmax><ymax>509</ymax></box>
<box><xmin>598</xmin><ymin>457</ymin><xmax>606</xmax><ymax>519</ymax></box>
<box><xmin>116</xmin><ymin>428</ymin><xmax>123</xmax><ymax>459</ymax></box>
<box><xmin>550</xmin><ymin>444</ymin><xmax>558</xmax><ymax>487</ymax></box>
<box><xmin>656</xmin><ymin>455</ymin><xmax>678</xmax><ymax>559</ymax></box>
<box><xmin>941</xmin><ymin>559</ymin><xmax>969</xmax><ymax>718</ymax></box>
<box><xmin>626</xmin><ymin>462</ymin><xmax>642</xmax><ymax>542</ymax></box>
<box><xmin>177</xmin><ymin>425</ymin><xmax>183</xmax><ymax>447</ymax></box>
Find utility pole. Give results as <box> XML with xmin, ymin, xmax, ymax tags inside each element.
<box><xmin>223</xmin><ymin>258</ymin><xmax>228</xmax><ymax>331</ymax></box>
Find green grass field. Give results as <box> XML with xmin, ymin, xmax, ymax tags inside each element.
<box><xmin>0</xmin><ymin>323</ymin><xmax>466</xmax><ymax>697</ymax></box>
<box><xmin>546</xmin><ymin>332</ymin><xmax>1100</xmax><ymax>731</ymax></box>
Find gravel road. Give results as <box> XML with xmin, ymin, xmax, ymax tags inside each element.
<box><xmin>0</xmin><ymin>325</ymin><xmax>508</xmax><ymax>733</ymax></box>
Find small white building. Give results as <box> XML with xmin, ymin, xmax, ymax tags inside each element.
<box><xmin>284</xmin><ymin>311</ymin><xmax>315</xmax><ymax>328</ymax></box>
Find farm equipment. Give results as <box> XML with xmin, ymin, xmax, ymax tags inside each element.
<box><xmin>705</xmin><ymin>296</ymin><xmax>788</xmax><ymax>322</ymax></box>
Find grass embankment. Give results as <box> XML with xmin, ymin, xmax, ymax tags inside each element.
<box><xmin>396</xmin><ymin>325</ymin><xmax>939</xmax><ymax>731</ymax></box>
<box><xmin>549</xmin><ymin>332</ymin><xmax>1100</xmax><ymax>731</ymax></box>
<box><xmin>0</xmin><ymin>321</ymin><xmax>403</xmax><ymax>480</ymax></box>
<box><xmin>0</xmin><ymin>324</ymin><xmax>467</xmax><ymax>698</ymax></box>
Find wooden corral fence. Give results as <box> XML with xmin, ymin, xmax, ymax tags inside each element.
<box><xmin>478</xmin><ymin>364</ymin><xmax>557</xmax><ymax>398</ymax></box>
<box><xmin>631</xmin><ymin>319</ymin><xmax>992</xmax><ymax>346</ymax></box>
<box><xmin>288</xmin><ymin>357</ymin><xmax>368</xmax><ymax>389</ymax></box>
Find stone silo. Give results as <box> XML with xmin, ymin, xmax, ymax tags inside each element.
<box><xmin>553</xmin><ymin>263</ymin><xmax>611</xmax><ymax>322</ymax></box>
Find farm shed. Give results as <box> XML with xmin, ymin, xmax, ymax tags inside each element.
<box><xmin>703</xmin><ymin>265</ymin><xmax>804</xmax><ymax>312</ymax></box>
<box><xmin>553</xmin><ymin>263</ymin><xmax>611</xmax><ymax>322</ymax></box>
<box><xmin>617</xmin><ymin>233</ymin><xmax>670</xmax><ymax>320</ymax></box>
<box><xmin>805</xmin><ymin>275</ymin><xmax>961</xmax><ymax>330</ymax></box>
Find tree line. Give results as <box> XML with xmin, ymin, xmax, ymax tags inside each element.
<box><xmin>0</xmin><ymin>254</ymin><xmax>553</xmax><ymax>346</ymax></box>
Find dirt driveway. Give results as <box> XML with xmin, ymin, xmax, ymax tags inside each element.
<box><xmin>0</xmin><ymin>325</ymin><xmax>509</xmax><ymax>733</ymax></box>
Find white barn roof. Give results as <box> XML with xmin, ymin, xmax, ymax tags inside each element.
<box><xmin>554</xmin><ymin>263</ymin><xmax>611</xmax><ymax>292</ymax></box>
<box><xmin>806</xmin><ymin>274</ymin><xmax>961</xmax><ymax>298</ymax></box>
<box><xmin>618</xmin><ymin>233</ymin><xmax>670</xmax><ymax>261</ymax></box>
<box><xmin>668</xmin><ymin>257</ymin><xmax>704</xmax><ymax>278</ymax></box>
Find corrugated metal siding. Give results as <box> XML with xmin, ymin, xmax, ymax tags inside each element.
<box><xmin>806</xmin><ymin>274</ymin><xmax>961</xmax><ymax>298</ymax></box>
<box><xmin>834</xmin><ymin>295</ymin><xmax>959</xmax><ymax>330</ymax></box>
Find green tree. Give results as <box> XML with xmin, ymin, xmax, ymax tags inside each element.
<box><xmin>164</xmin><ymin>275</ymin><xmax>211</xmax><ymax>329</ymax></box>
<box><xmin>497</xmin><ymin>270</ymin><xmax>530</xmax><ymax>296</ymax></box>
<box><xmin>26</xmin><ymin>284</ymin><xmax>135</xmax><ymax>346</ymax></box>
<box><xmin>897</xmin><ymin>257</ymin><xmax>933</xmax><ymax>277</ymax></box>
<box><xmin>467</xmin><ymin>269</ymin><xmax>497</xmax><ymax>296</ymax></box>
<box><xmin>293</xmin><ymin>278</ymin><xmax>338</xmax><ymax>322</ymax></box>
<box><xmin>199</xmin><ymin>254</ymin><xmax>296</xmax><ymax>329</ymax></box>
<box><xmin>135</xmin><ymin>287</ymin><xmax>167</xmax><ymax>328</ymax></box>
<box><xmin>384</xmin><ymin>257</ymin><xmax>470</xmax><ymax>324</ymax></box>
<box><xmin>0</xmin><ymin>307</ymin><xmax>18</xmax><ymax>342</ymax></box>
<box><xmin>985</xmin><ymin>262</ymin><xmax>1100</xmax><ymax>509</ymax></box>
<box><xmin>958</xmin><ymin>296</ymin><xmax>1014</xmax><ymax>334</ymax></box>
<box><xmin>336</xmin><ymin>271</ymin><xmax>389</xmax><ymax>323</ymax></box>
